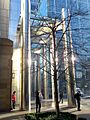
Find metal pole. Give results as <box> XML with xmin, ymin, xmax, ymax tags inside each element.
<box><xmin>20</xmin><ymin>35</ymin><xmax>24</xmax><ymax>110</ymax></box>
<box><xmin>28</xmin><ymin>0</ymin><xmax>31</xmax><ymax>112</ymax></box>
<box><xmin>61</xmin><ymin>8</ymin><xmax>73</xmax><ymax>107</ymax></box>
<box><xmin>68</xmin><ymin>9</ymin><xmax>76</xmax><ymax>106</ymax></box>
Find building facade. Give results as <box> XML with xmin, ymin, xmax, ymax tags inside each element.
<box><xmin>11</xmin><ymin>0</ymin><xmax>90</xmax><ymax>112</ymax></box>
<box><xmin>14</xmin><ymin>0</ymin><xmax>53</xmax><ymax>110</ymax></box>
<box><xmin>47</xmin><ymin>0</ymin><xmax>90</xmax><ymax>95</ymax></box>
<box><xmin>31</xmin><ymin>0</ymin><xmax>53</xmax><ymax>99</ymax></box>
<box><xmin>0</xmin><ymin>38</ymin><xmax>13</xmax><ymax>111</ymax></box>
<box><xmin>31</xmin><ymin>0</ymin><xmax>40</xmax><ymax>14</ymax></box>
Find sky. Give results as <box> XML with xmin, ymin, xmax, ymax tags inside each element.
<box><xmin>9</xmin><ymin>0</ymin><xmax>21</xmax><ymax>42</ymax></box>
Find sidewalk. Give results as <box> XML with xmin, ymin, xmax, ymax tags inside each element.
<box><xmin>61</xmin><ymin>104</ymin><xmax>90</xmax><ymax>120</ymax></box>
<box><xmin>0</xmin><ymin>102</ymin><xmax>90</xmax><ymax>120</ymax></box>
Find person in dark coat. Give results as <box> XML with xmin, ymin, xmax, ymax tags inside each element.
<box><xmin>74</xmin><ymin>90</ymin><xmax>81</xmax><ymax>111</ymax></box>
<box><xmin>59</xmin><ymin>91</ymin><xmax>63</xmax><ymax>104</ymax></box>
<box><xmin>36</xmin><ymin>91</ymin><xmax>41</xmax><ymax>113</ymax></box>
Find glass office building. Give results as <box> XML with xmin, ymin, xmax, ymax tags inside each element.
<box><xmin>47</xmin><ymin>0</ymin><xmax>90</xmax><ymax>93</ymax></box>
<box><xmin>14</xmin><ymin>0</ymin><xmax>90</xmax><ymax>109</ymax></box>
<box><xmin>17</xmin><ymin>0</ymin><xmax>52</xmax><ymax>104</ymax></box>
<box><xmin>31</xmin><ymin>0</ymin><xmax>40</xmax><ymax>14</ymax></box>
<box><xmin>31</xmin><ymin>0</ymin><xmax>52</xmax><ymax>99</ymax></box>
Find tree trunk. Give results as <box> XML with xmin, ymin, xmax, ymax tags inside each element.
<box><xmin>52</xmin><ymin>28</ymin><xmax>59</xmax><ymax>117</ymax></box>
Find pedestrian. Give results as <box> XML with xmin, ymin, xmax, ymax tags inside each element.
<box><xmin>74</xmin><ymin>90</ymin><xmax>81</xmax><ymax>111</ymax></box>
<box><xmin>11</xmin><ymin>91</ymin><xmax>16</xmax><ymax>109</ymax></box>
<box><xmin>39</xmin><ymin>92</ymin><xmax>43</xmax><ymax>110</ymax></box>
<box><xmin>59</xmin><ymin>91</ymin><xmax>63</xmax><ymax>104</ymax></box>
<box><xmin>36</xmin><ymin>91</ymin><xmax>41</xmax><ymax>113</ymax></box>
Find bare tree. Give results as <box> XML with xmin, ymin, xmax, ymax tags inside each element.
<box><xmin>30</xmin><ymin>7</ymin><xmax>90</xmax><ymax>116</ymax></box>
<box><xmin>30</xmin><ymin>14</ymin><xmax>74</xmax><ymax>116</ymax></box>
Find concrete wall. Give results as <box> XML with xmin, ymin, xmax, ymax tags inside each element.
<box><xmin>0</xmin><ymin>38</ymin><xmax>13</xmax><ymax>112</ymax></box>
<box><xmin>0</xmin><ymin>0</ymin><xmax>10</xmax><ymax>38</ymax></box>
<box><xmin>12</xmin><ymin>48</ymin><xmax>21</xmax><ymax>106</ymax></box>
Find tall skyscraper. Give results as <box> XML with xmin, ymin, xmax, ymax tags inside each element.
<box><xmin>47</xmin><ymin>0</ymin><xmax>90</xmax><ymax>52</ymax></box>
<box><xmin>31</xmin><ymin>0</ymin><xmax>39</xmax><ymax>13</ymax></box>
<box><xmin>47</xmin><ymin>0</ymin><xmax>67</xmax><ymax>18</ymax></box>
<box><xmin>47</xmin><ymin>0</ymin><xmax>90</xmax><ymax>93</ymax></box>
<box><xmin>0</xmin><ymin>0</ymin><xmax>10</xmax><ymax>38</ymax></box>
<box><xmin>31</xmin><ymin>0</ymin><xmax>41</xmax><ymax>17</ymax></box>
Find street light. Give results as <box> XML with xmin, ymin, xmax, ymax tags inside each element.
<box><xmin>28</xmin><ymin>0</ymin><xmax>31</xmax><ymax>112</ymax></box>
<box><xmin>71</xmin><ymin>54</ymin><xmax>76</xmax><ymax>62</ymax></box>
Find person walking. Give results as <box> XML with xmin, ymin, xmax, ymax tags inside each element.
<box><xmin>59</xmin><ymin>91</ymin><xmax>63</xmax><ymax>104</ymax></box>
<box><xmin>11</xmin><ymin>91</ymin><xmax>16</xmax><ymax>109</ymax></box>
<box><xmin>36</xmin><ymin>91</ymin><xmax>41</xmax><ymax>113</ymax></box>
<box><xmin>74</xmin><ymin>90</ymin><xmax>81</xmax><ymax>111</ymax></box>
<box><xmin>39</xmin><ymin>92</ymin><xmax>43</xmax><ymax>110</ymax></box>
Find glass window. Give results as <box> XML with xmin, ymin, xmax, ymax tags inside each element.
<box><xmin>76</xmin><ymin>71</ymin><xmax>82</xmax><ymax>78</ymax></box>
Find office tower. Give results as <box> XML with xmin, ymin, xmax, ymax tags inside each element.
<box><xmin>31</xmin><ymin>0</ymin><xmax>40</xmax><ymax>14</ymax></box>
<box><xmin>47</xmin><ymin>0</ymin><xmax>67</xmax><ymax>18</ymax></box>
<box><xmin>47</xmin><ymin>0</ymin><xmax>90</xmax><ymax>93</ymax></box>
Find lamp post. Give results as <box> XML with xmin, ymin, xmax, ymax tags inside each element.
<box><xmin>20</xmin><ymin>40</ymin><xmax>24</xmax><ymax>110</ymax></box>
<box><xmin>68</xmin><ymin>9</ymin><xmax>76</xmax><ymax>107</ymax></box>
<box><xmin>62</xmin><ymin>8</ymin><xmax>72</xmax><ymax>106</ymax></box>
<box><xmin>28</xmin><ymin>0</ymin><xmax>31</xmax><ymax>112</ymax></box>
<box><xmin>62</xmin><ymin>8</ymin><xmax>76</xmax><ymax>107</ymax></box>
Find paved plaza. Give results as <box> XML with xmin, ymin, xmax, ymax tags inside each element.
<box><xmin>0</xmin><ymin>99</ymin><xmax>90</xmax><ymax>120</ymax></box>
